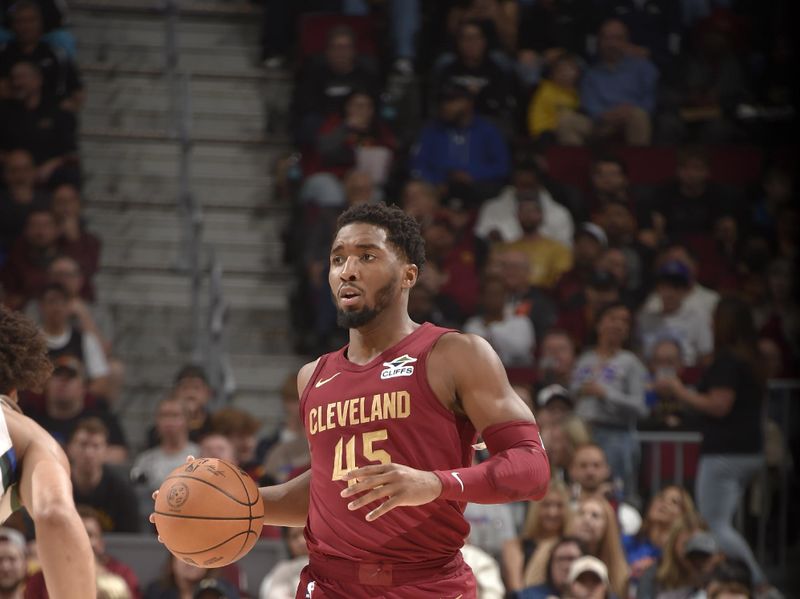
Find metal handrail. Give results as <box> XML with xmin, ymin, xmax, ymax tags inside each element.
<box><xmin>640</xmin><ymin>379</ymin><xmax>798</xmax><ymax>569</ymax></box>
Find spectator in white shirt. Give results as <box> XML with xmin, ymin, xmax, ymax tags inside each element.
<box><xmin>131</xmin><ymin>395</ymin><xmax>200</xmax><ymax>492</ymax></box>
<box><xmin>475</xmin><ymin>162</ymin><xmax>574</xmax><ymax>246</ymax></box>
<box><xmin>637</xmin><ymin>261</ymin><xmax>713</xmax><ymax>367</ymax></box>
<box><xmin>464</xmin><ymin>275</ymin><xmax>535</xmax><ymax>368</ymax></box>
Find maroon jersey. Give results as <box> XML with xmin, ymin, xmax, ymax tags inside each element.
<box><xmin>300</xmin><ymin>323</ymin><xmax>477</xmax><ymax>564</ymax></box>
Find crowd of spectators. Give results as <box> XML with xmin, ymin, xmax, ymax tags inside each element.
<box><xmin>0</xmin><ymin>0</ymin><xmax>796</xmax><ymax>598</ymax></box>
<box><xmin>278</xmin><ymin>1</ymin><xmax>797</xmax><ymax>598</ymax></box>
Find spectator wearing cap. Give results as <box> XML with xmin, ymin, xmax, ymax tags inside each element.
<box><xmin>555</xmin><ymin>270</ymin><xmax>620</xmax><ymax>352</ymax></box>
<box><xmin>0</xmin><ymin>60</ymin><xmax>79</xmax><ymax>185</ymax></box>
<box><xmin>432</xmin><ymin>20</ymin><xmax>516</xmax><ymax>128</ymax></box>
<box><xmin>564</xmin><ymin>555</ymin><xmax>612</xmax><ymax>599</ymax></box>
<box><xmin>490</xmin><ymin>249</ymin><xmax>556</xmax><ymax>344</ymax></box>
<box><xmin>579</xmin><ymin>19</ymin><xmax>658</xmax><ymax>146</ymax></box>
<box><xmin>536</xmin><ymin>384</ymin><xmax>575</xmax><ymax>429</ymax></box>
<box><xmin>289</xmin><ymin>25</ymin><xmax>380</xmax><ymax>146</ymax></box>
<box><xmin>553</xmin><ymin>223</ymin><xmax>608</xmax><ymax>308</ymax></box>
<box><xmin>0</xmin><ymin>148</ymin><xmax>49</xmax><ymax>256</ymax></box>
<box><xmin>475</xmin><ymin>161</ymin><xmax>574</xmax><ymax>247</ymax></box>
<box><xmin>571</xmin><ymin>302</ymin><xmax>648</xmax><ymax>500</ymax></box>
<box><xmin>493</xmin><ymin>194</ymin><xmax>572</xmax><ymax>290</ymax></box>
<box><xmin>67</xmin><ymin>418</ymin><xmax>140</xmax><ymax>533</ymax></box>
<box><xmin>132</xmin><ymin>395</ymin><xmax>200</xmax><ymax>494</ymax></box>
<box><xmin>38</xmin><ymin>282</ymin><xmax>111</xmax><ymax>398</ymax></box>
<box><xmin>147</xmin><ymin>365</ymin><xmax>214</xmax><ymax>448</ymax></box>
<box><xmin>0</xmin><ymin>0</ymin><xmax>83</xmax><ymax>109</ymax></box>
<box><xmin>0</xmin><ymin>527</ymin><xmax>26</xmax><ymax>599</ymax></box>
<box><xmin>637</xmin><ymin>260</ymin><xmax>713</xmax><ymax>368</ymax></box>
<box><xmin>30</xmin><ymin>356</ymin><xmax>128</xmax><ymax>462</ymax></box>
<box><xmin>464</xmin><ymin>274</ymin><xmax>535</xmax><ymax>368</ymax></box>
<box><xmin>410</xmin><ymin>82</ymin><xmax>510</xmax><ymax>206</ymax></box>
<box><xmin>640</xmin><ymin>245</ymin><xmax>719</xmax><ymax>331</ymax></box>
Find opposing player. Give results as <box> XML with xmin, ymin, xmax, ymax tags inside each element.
<box><xmin>259</xmin><ymin>203</ymin><xmax>550</xmax><ymax>597</ymax></box>
<box><xmin>0</xmin><ymin>306</ymin><xmax>95</xmax><ymax>597</ymax></box>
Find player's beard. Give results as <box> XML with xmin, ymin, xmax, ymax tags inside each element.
<box><xmin>335</xmin><ymin>276</ymin><xmax>397</xmax><ymax>329</ymax></box>
<box><xmin>0</xmin><ymin>579</ymin><xmax>23</xmax><ymax>593</ymax></box>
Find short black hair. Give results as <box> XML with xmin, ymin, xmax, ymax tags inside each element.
<box><xmin>335</xmin><ymin>202</ymin><xmax>426</xmax><ymax>270</ymax></box>
<box><xmin>591</xmin><ymin>154</ymin><xmax>627</xmax><ymax>175</ymax></box>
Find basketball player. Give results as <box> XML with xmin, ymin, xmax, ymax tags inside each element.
<box><xmin>0</xmin><ymin>306</ymin><xmax>95</xmax><ymax>597</ymax></box>
<box><xmin>260</xmin><ymin>203</ymin><xmax>550</xmax><ymax>597</ymax></box>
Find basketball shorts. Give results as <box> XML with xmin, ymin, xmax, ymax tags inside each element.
<box><xmin>294</xmin><ymin>553</ymin><xmax>477</xmax><ymax>599</ymax></box>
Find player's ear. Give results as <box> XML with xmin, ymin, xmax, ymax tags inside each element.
<box><xmin>401</xmin><ymin>264</ymin><xmax>418</xmax><ymax>289</ymax></box>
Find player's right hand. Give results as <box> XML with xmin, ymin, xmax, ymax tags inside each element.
<box><xmin>149</xmin><ymin>455</ymin><xmax>196</xmax><ymax>542</ymax></box>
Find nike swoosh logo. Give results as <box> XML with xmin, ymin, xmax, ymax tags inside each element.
<box><xmin>451</xmin><ymin>472</ymin><xmax>464</xmax><ymax>492</ymax></box>
<box><xmin>314</xmin><ymin>372</ymin><xmax>341</xmax><ymax>388</ymax></box>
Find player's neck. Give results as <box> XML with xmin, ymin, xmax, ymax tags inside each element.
<box><xmin>347</xmin><ymin>310</ymin><xmax>417</xmax><ymax>365</ymax></box>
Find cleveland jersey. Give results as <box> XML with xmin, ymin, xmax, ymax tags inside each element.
<box><xmin>300</xmin><ymin>323</ymin><xmax>477</xmax><ymax>563</ymax></box>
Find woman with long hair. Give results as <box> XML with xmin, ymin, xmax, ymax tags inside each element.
<box><xmin>571</xmin><ymin>302</ymin><xmax>648</xmax><ymax>501</ymax></box>
<box><xmin>503</xmin><ymin>480</ymin><xmax>573</xmax><ymax>592</ymax></box>
<box><xmin>568</xmin><ymin>497</ymin><xmax>630</xmax><ymax>599</ymax></box>
<box><xmin>654</xmin><ymin>295</ymin><xmax>770</xmax><ymax>591</ymax></box>
<box><xmin>625</xmin><ymin>486</ymin><xmax>700</xmax><ymax>579</ymax></box>
<box><xmin>519</xmin><ymin>536</ymin><xmax>587</xmax><ymax>599</ymax></box>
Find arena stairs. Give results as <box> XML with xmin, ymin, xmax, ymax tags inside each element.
<box><xmin>72</xmin><ymin>0</ymin><xmax>305</xmax><ymax>448</ymax></box>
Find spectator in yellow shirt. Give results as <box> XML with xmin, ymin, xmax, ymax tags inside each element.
<box><xmin>494</xmin><ymin>193</ymin><xmax>573</xmax><ymax>289</ymax></box>
<box><xmin>527</xmin><ymin>54</ymin><xmax>591</xmax><ymax>145</ymax></box>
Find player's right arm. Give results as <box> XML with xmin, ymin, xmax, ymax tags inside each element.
<box><xmin>258</xmin><ymin>359</ymin><xmax>317</xmax><ymax>527</ymax></box>
<box><xmin>5</xmin><ymin>408</ymin><xmax>96</xmax><ymax>599</ymax></box>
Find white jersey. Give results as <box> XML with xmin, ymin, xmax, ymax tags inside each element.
<box><xmin>0</xmin><ymin>397</ymin><xmax>22</xmax><ymax>523</ymax></box>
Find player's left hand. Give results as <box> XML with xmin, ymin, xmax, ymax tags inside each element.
<box><xmin>340</xmin><ymin>463</ymin><xmax>443</xmax><ymax>522</ymax></box>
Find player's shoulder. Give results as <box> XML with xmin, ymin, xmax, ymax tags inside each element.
<box><xmin>297</xmin><ymin>358</ymin><xmax>321</xmax><ymax>396</ymax></box>
<box><xmin>429</xmin><ymin>331</ymin><xmax>498</xmax><ymax>369</ymax></box>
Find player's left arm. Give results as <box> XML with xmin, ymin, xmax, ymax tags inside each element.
<box><xmin>342</xmin><ymin>333</ymin><xmax>550</xmax><ymax>520</ymax></box>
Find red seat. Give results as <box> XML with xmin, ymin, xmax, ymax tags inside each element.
<box><xmin>298</xmin><ymin>13</ymin><xmax>378</xmax><ymax>59</ymax></box>
<box><xmin>708</xmin><ymin>146</ymin><xmax>763</xmax><ymax>184</ymax></box>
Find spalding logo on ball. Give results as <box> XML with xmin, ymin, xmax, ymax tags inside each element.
<box><xmin>153</xmin><ymin>458</ymin><xmax>265</xmax><ymax>567</ymax></box>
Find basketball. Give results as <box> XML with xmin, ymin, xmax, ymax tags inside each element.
<box><xmin>153</xmin><ymin>458</ymin><xmax>265</xmax><ymax>568</ymax></box>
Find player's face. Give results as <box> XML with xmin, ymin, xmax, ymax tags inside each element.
<box><xmin>0</xmin><ymin>542</ymin><xmax>25</xmax><ymax>592</ymax></box>
<box><xmin>329</xmin><ymin>223</ymin><xmax>413</xmax><ymax>329</ymax></box>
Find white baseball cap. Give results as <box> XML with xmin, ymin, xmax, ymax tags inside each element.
<box><xmin>568</xmin><ymin>556</ymin><xmax>609</xmax><ymax>586</ymax></box>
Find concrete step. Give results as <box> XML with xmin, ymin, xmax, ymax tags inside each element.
<box><xmin>95</xmin><ymin>271</ymin><xmax>289</xmax><ymax>310</ymax></box>
<box><xmin>80</xmin><ymin>138</ymin><xmax>279</xmax><ymax>182</ymax></box>
<box><xmin>108</xmin><ymin>304</ymin><xmax>293</xmax><ymax>355</ymax></box>
<box><xmin>99</xmin><ymin>240</ymin><xmax>282</xmax><ymax>275</ymax></box>
<box><xmin>82</xmin><ymin>174</ymin><xmax>276</xmax><ymax>211</ymax></box>
<box><xmin>85</xmin><ymin>206</ymin><xmax>283</xmax><ymax>244</ymax></box>
<box><xmin>82</xmin><ymin>108</ymin><xmax>266</xmax><ymax>140</ymax></box>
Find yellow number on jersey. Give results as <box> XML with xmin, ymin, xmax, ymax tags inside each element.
<box><xmin>332</xmin><ymin>429</ymin><xmax>391</xmax><ymax>486</ymax></box>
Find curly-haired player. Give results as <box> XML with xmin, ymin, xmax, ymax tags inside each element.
<box><xmin>0</xmin><ymin>305</ymin><xmax>95</xmax><ymax>597</ymax></box>
<box><xmin>153</xmin><ymin>203</ymin><xmax>550</xmax><ymax>598</ymax></box>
